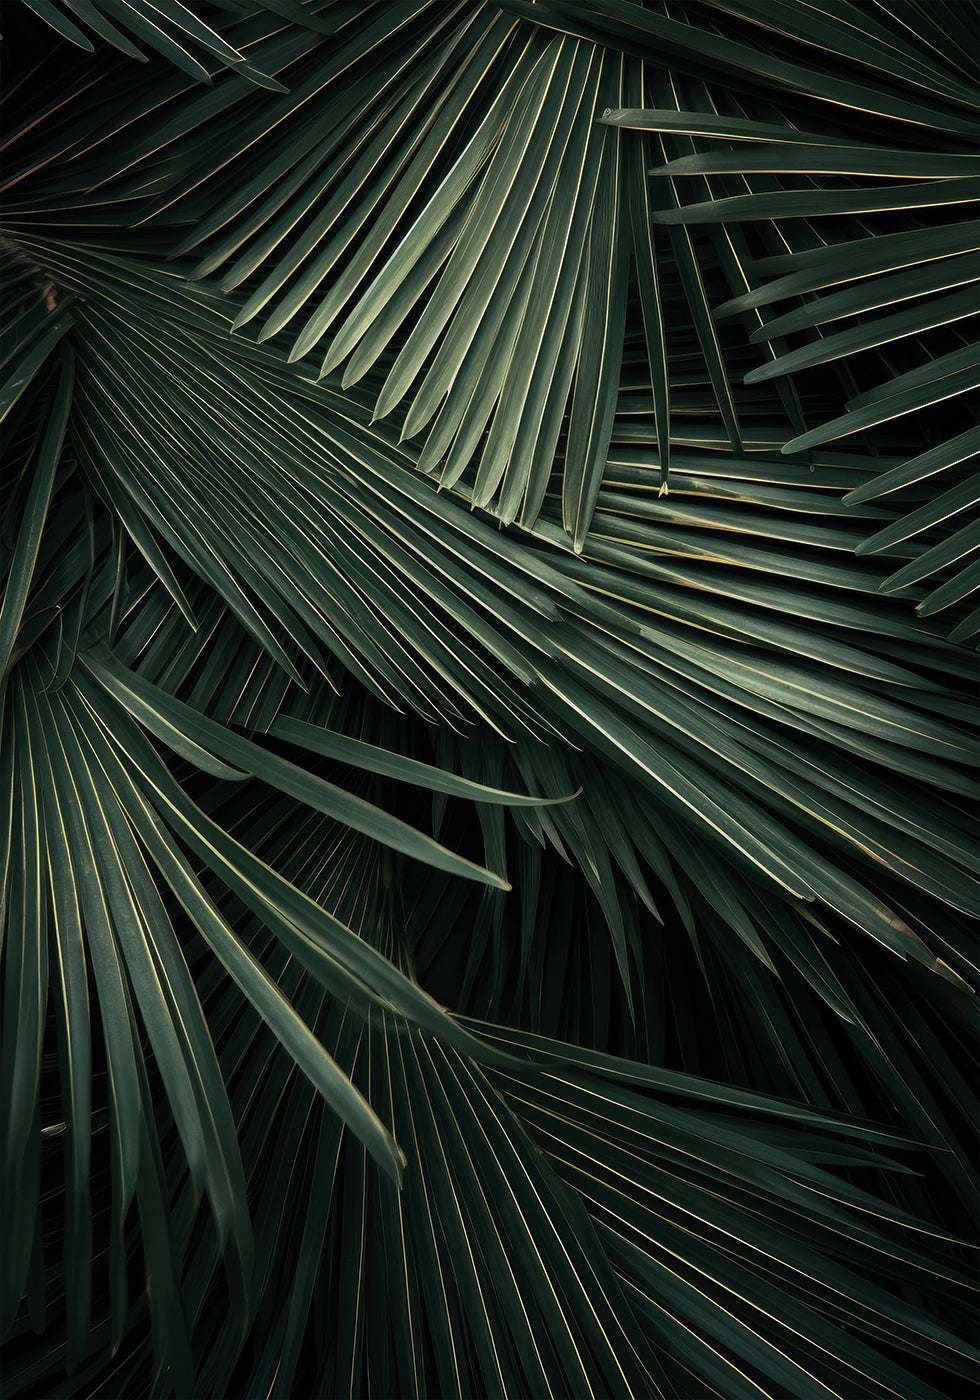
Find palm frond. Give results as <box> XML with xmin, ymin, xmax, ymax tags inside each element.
<box><xmin>2</xmin><ymin>2</ymin><xmax>977</xmax><ymax>1396</ymax></box>
<box><xmin>12</xmin><ymin>0</ymin><xmax>303</xmax><ymax>86</ymax></box>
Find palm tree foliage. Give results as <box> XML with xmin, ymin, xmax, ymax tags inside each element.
<box><xmin>1</xmin><ymin>0</ymin><xmax>978</xmax><ymax>1394</ymax></box>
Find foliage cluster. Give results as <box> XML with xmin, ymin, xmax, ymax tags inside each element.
<box><xmin>1</xmin><ymin>2</ymin><xmax>978</xmax><ymax>1396</ymax></box>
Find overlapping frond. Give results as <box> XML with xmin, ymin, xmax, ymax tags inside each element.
<box><xmin>2</xmin><ymin>1</ymin><xmax>977</xmax><ymax>1396</ymax></box>
<box><xmin>10</xmin><ymin>0</ymin><xmax>322</xmax><ymax>87</ymax></box>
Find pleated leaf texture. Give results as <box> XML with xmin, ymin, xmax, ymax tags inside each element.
<box><xmin>1</xmin><ymin>2</ymin><xmax>977</xmax><ymax>1397</ymax></box>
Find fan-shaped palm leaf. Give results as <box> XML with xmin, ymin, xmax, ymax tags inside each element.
<box><xmin>2</xmin><ymin>2</ymin><xmax>977</xmax><ymax>1397</ymax></box>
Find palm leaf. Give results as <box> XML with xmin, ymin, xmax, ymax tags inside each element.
<box><xmin>14</xmin><ymin>0</ymin><xmax>296</xmax><ymax>87</ymax></box>
<box><xmin>2</xmin><ymin>3</ymin><xmax>977</xmax><ymax>1395</ymax></box>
